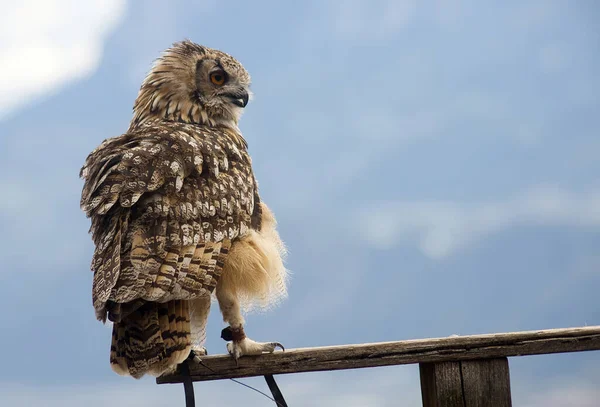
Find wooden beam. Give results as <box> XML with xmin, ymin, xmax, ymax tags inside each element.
<box><xmin>461</xmin><ymin>358</ymin><xmax>512</xmax><ymax>406</ymax></box>
<box><xmin>157</xmin><ymin>326</ymin><xmax>600</xmax><ymax>384</ymax></box>
<box><xmin>420</xmin><ymin>358</ymin><xmax>512</xmax><ymax>407</ymax></box>
<box><xmin>420</xmin><ymin>361</ymin><xmax>465</xmax><ymax>407</ymax></box>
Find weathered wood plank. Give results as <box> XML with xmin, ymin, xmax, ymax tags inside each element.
<box><xmin>420</xmin><ymin>362</ymin><xmax>465</xmax><ymax>407</ymax></box>
<box><xmin>157</xmin><ymin>326</ymin><xmax>600</xmax><ymax>384</ymax></box>
<box><xmin>461</xmin><ymin>358</ymin><xmax>511</xmax><ymax>407</ymax></box>
<box><xmin>420</xmin><ymin>358</ymin><xmax>512</xmax><ymax>407</ymax></box>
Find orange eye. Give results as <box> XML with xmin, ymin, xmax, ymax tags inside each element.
<box><xmin>210</xmin><ymin>71</ymin><xmax>227</xmax><ymax>86</ymax></box>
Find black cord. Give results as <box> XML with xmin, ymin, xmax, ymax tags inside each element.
<box><xmin>228</xmin><ymin>376</ymin><xmax>287</xmax><ymax>407</ymax></box>
<box><xmin>191</xmin><ymin>352</ymin><xmax>288</xmax><ymax>407</ymax></box>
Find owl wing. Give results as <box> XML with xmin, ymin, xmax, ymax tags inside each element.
<box><xmin>80</xmin><ymin>121</ymin><xmax>258</xmax><ymax>320</ymax></box>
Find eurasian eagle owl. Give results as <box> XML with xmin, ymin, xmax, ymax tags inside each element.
<box><xmin>80</xmin><ymin>40</ymin><xmax>288</xmax><ymax>378</ymax></box>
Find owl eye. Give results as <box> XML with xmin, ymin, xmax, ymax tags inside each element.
<box><xmin>210</xmin><ymin>71</ymin><xmax>227</xmax><ymax>86</ymax></box>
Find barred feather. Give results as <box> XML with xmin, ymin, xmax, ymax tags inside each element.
<box><xmin>80</xmin><ymin>121</ymin><xmax>257</xmax><ymax>317</ymax></box>
<box><xmin>109</xmin><ymin>300</ymin><xmax>191</xmax><ymax>378</ymax></box>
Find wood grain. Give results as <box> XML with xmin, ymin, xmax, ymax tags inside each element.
<box><xmin>157</xmin><ymin>326</ymin><xmax>600</xmax><ymax>384</ymax></box>
<box><xmin>420</xmin><ymin>362</ymin><xmax>465</xmax><ymax>407</ymax></box>
<box><xmin>420</xmin><ymin>358</ymin><xmax>512</xmax><ymax>407</ymax></box>
<box><xmin>461</xmin><ymin>358</ymin><xmax>512</xmax><ymax>407</ymax></box>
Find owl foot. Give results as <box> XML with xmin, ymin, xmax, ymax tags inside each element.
<box><xmin>221</xmin><ymin>326</ymin><xmax>284</xmax><ymax>363</ymax></box>
<box><xmin>227</xmin><ymin>337</ymin><xmax>284</xmax><ymax>360</ymax></box>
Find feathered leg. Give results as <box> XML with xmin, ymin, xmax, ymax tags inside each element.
<box><xmin>216</xmin><ymin>203</ymin><xmax>287</xmax><ymax>361</ymax></box>
<box><xmin>189</xmin><ymin>294</ymin><xmax>211</xmax><ymax>356</ymax></box>
<box><xmin>216</xmin><ymin>279</ymin><xmax>283</xmax><ymax>361</ymax></box>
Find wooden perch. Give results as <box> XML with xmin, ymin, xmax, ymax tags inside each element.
<box><xmin>157</xmin><ymin>326</ymin><xmax>600</xmax><ymax>384</ymax></box>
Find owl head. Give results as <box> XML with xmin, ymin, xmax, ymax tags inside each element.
<box><xmin>130</xmin><ymin>40</ymin><xmax>252</xmax><ymax>130</ymax></box>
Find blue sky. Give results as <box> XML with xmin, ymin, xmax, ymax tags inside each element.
<box><xmin>0</xmin><ymin>0</ymin><xmax>599</xmax><ymax>405</ymax></box>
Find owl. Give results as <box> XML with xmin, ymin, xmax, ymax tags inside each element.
<box><xmin>80</xmin><ymin>40</ymin><xmax>288</xmax><ymax>379</ymax></box>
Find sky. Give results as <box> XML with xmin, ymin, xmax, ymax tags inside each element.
<box><xmin>0</xmin><ymin>0</ymin><xmax>599</xmax><ymax>406</ymax></box>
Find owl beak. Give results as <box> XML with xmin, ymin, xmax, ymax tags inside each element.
<box><xmin>225</xmin><ymin>88</ymin><xmax>249</xmax><ymax>108</ymax></box>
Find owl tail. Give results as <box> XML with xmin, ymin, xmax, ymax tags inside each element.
<box><xmin>109</xmin><ymin>300</ymin><xmax>191</xmax><ymax>379</ymax></box>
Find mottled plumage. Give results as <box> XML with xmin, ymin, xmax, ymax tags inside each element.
<box><xmin>80</xmin><ymin>40</ymin><xmax>287</xmax><ymax>378</ymax></box>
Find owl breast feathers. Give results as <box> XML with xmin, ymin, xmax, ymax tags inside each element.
<box><xmin>80</xmin><ymin>41</ymin><xmax>287</xmax><ymax>378</ymax></box>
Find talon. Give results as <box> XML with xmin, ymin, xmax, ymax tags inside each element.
<box><xmin>227</xmin><ymin>341</ymin><xmax>241</xmax><ymax>363</ymax></box>
<box><xmin>226</xmin><ymin>337</ymin><xmax>285</xmax><ymax>361</ymax></box>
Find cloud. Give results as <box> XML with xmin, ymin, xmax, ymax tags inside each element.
<box><xmin>360</xmin><ymin>186</ymin><xmax>600</xmax><ymax>258</ymax></box>
<box><xmin>0</xmin><ymin>0</ymin><xmax>127</xmax><ymax>120</ymax></box>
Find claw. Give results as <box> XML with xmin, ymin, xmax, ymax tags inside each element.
<box><xmin>226</xmin><ymin>337</ymin><xmax>284</xmax><ymax>363</ymax></box>
<box><xmin>271</xmin><ymin>342</ymin><xmax>285</xmax><ymax>352</ymax></box>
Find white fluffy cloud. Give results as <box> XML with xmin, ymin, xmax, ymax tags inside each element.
<box><xmin>361</xmin><ymin>186</ymin><xmax>600</xmax><ymax>258</ymax></box>
<box><xmin>0</xmin><ymin>0</ymin><xmax>127</xmax><ymax>120</ymax></box>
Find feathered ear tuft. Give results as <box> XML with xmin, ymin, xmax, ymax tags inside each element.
<box><xmin>167</xmin><ymin>39</ymin><xmax>207</xmax><ymax>58</ymax></box>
